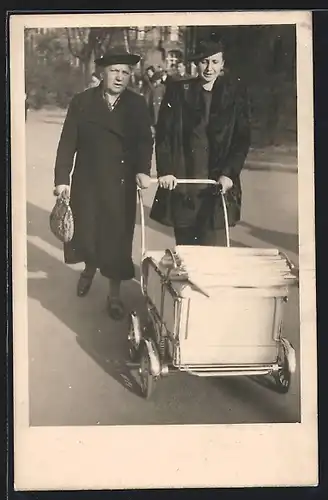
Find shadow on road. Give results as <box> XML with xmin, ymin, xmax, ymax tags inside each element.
<box><xmin>27</xmin><ymin>199</ymin><xmax>251</xmax><ymax>256</ymax></box>
<box><xmin>27</xmin><ymin>239</ymin><xmax>145</xmax><ymax>398</ymax></box>
<box><xmin>41</xmin><ymin>119</ymin><xmax>66</xmax><ymax>125</ymax></box>
<box><xmin>239</xmin><ymin>221</ymin><xmax>299</xmax><ymax>256</ymax></box>
<box><xmin>27</xmin><ymin>201</ymin><xmax>63</xmax><ymax>250</ymax></box>
<box><xmin>210</xmin><ymin>374</ymin><xmax>300</xmax><ymax>423</ymax></box>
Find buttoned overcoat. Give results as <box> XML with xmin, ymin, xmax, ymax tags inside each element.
<box><xmin>54</xmin><ymin>85</ymin><xmax>153</xmax><ymax>280</ymax></box>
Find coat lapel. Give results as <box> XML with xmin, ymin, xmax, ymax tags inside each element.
<box><xmin>182</xmin><ymin>79</ymin><xmax>203</xmax><ymax>126</ymax></box>
<box><xmin>208</xmin><ymin>73</ymin><xmax>236</xmax><ymax>132</ymax></box>
<box><xmin>86</xmin><ymin>86</ymin><xmax>126</xmax><ymax>138</ymax></box>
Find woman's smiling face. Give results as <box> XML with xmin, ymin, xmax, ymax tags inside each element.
<box><xmin>197</xmin><ymin>52</ymin><xmax>224</xmax><ymax>83</ymax></box>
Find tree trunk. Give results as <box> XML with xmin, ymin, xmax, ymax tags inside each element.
<box><xmin>82</xmin><ymin>57</ymin><xmax>93</xmax><ymax>88</ymax></box>
<box><xmin>123</xmin><ymin>28</ymin><xmax>130</xmax><ymax>52</ymax></box>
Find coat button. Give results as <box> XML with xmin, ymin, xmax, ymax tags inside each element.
<box><xmin>121</xmin><ymin>179</ymin><xmax>125</xmax><ymax>184</ymax></box>
<box><xmin>121</xmin><ymin>160</ymin><xmax>124</xmax><ymax>164</ymax></box>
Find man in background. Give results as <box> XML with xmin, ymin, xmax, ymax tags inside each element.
<box><xmin>175</xmin><ymin>60</ymin><xmax>190</xmax><ymax>80</ymax></box>
<box><xmin>87</xmin><ymin>72</ymin><xmax>101</xmax><ymax>88</ymax></box>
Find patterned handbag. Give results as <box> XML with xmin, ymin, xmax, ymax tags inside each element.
<box><xmin>49</xmin><ymin>194</ymin><xmax>74</xmax><ymax>243</ymax></box>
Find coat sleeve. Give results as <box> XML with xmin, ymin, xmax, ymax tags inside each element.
<box><xmin>54</xmin><ymin>95</ymin><xmax>79</xmax><ymax>186</ymax></box>
<box><xmin>154</xmin><ymin>82</ymin><xmax>177</xmax><ymax>177</ymax></box>
<box><xmin>220</xmin><ymin>81</ymin><xmax>251</xmax><ymax>180</ymax></box>
<box><xmin>134</xmin><ymin>95</ymin><xmax>154</xmax><ymax>176</ymax></box>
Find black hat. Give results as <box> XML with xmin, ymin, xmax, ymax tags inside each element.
<box><xmin>95</xmin><ymin>48</ymin><xmax>141</xmax><ymax>67</ymax></box>
<box><xmin>188</xmin><ymin>40</ymin><xmax>224</xmax><ymax>62</ymax></box>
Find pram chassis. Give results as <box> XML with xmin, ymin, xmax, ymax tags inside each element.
<box><xmin>128</xmin><ymin>179</ymin><xmax>298</xmax><ymax>399</ymax></box>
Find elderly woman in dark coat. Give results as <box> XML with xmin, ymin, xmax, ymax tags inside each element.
<box><xmin>150</xmin><ymin>40</ymin><xmax>251</xmax><ymax>246</ymax></box>
<box><xmin>54</xmin><ymin>49</ymin><xmax>153</xmax><ymax>320</ymax></box>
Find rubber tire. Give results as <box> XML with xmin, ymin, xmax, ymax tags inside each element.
<box><xmin>139</xmin><ymin>342</ymin><xmax>156</xmax><ymax>399</ymax></box>
<box><xmin>273</xmin><ymin>342</ymin><xmax>292</xmax><ymax>394</ymax></box>
<box><xmin>127</xmin><ymin>313</ymin><xmax>141</xmax><ymax>362</ymax></box>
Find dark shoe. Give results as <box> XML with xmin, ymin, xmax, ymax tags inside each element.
<box><xmin>107</xmin><ymin>296</ymin><xmax>125</xmax><ymax>321</ymax></box>
<box><xmin>77</xmin><ymin>270</ymin><xmax>96</xmax><ymax>297</ymax></box>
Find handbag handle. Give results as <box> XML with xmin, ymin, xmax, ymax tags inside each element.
<box><xmin>53</xmin><ymin>187</ymin><xmax>70</xmax><ymax>202</ymax></box>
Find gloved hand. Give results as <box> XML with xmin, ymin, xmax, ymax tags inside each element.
<box><xmin>158</xmin><ymin>175</ymin><xmax>177</xmax><ymax>190</ymax></box>
<box><xmin>136</xmin><ymin>173</ymin><xmax>152</xmax><ymax>189</ymax></box>
<box><xmin>217</xmin><ymin>175</ymin><xmax>233</xmax><ymax>194</ymax></box>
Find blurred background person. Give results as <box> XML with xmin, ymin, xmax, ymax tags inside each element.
<box><xmin>150</xmin><ymin>70</ymin><xmax>166</xmax><ymax>129</ymax></box>
<box><xmin>159</xmin><ymin>68</ymin><xmax>173</xmax><ymax>86</ymax></box>
<box><xmin>175</xmin><ymin>60</ymin><xmax>190</xmax><ymax>80</ymax></box>
<box><xmin>144</xmin><ymin>65</ymin><xmax>156</xmax><ymax>83</ymax></box>
<box><xmin>87</xmin><ymin>71</ymin><xmax>101</xmax><ymax>89</ymax></box>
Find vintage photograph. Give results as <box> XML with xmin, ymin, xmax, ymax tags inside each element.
<box><xmin>11</xmin><ymin>11</ymin><xmax>317</xmax><ymax>490</ymax></box>
<box><xmin>25</xmin><ymin>21</ymin><xmax>300</xmax><ymax>426</ymax></box>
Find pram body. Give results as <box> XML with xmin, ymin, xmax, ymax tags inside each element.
<box><xmin>128</xmin><ymin>180</ymin><xmax>298</xmax><ymax>398</ymax></box>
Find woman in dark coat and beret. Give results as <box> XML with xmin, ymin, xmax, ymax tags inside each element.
<box><xmin>54</xmin><ymin>49</ymin><xmax>153</xmax><ymax>320</ymax></box>
<box><xmin>150</xmin><ymin>40</ymin><xmax>251</xmax><ymax>246</ymax></box>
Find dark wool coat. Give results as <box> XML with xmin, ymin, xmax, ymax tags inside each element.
<box><xmin>54</xmin><ymin>85</ymin><xmax>153</xmax><ymax>280</ymax></box>
<box><xmin>149</xmin><ymin>72</ymin><xmax>251</xmax><ymax>229</ymax></box>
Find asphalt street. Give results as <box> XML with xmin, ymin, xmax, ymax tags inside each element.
<box><xmin>26</xmin><ymin>108</ymin><xmax>300</xmax><ymax>426</ymax></box>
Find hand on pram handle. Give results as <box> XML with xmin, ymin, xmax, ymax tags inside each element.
<box><xmin>155</xmin><ymin>175</ymin><xmax>233</xmax><ymax>194</ymax></box>
<box><xmin>138</xmin><ymin>177</ymin><xmax>229</xmax><ymax>190</ymax></box>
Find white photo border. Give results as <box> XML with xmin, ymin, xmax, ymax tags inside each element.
<box><xmin>10</xmin><ymin>10</ymin><xmax>317</xmax><ymax>490</ymax></box>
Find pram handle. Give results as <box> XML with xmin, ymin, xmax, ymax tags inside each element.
<box><xmin>137</xmin><ymin>178</ymin><xmax>231</xmax><ymax>262</ymax></box>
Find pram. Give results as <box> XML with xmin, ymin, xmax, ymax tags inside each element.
<box><xmin>128</xmin><ymin>179</ymin><xmax>299</xmax><ymax>399</ymax></box>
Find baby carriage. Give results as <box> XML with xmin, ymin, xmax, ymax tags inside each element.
<box><xmin>128</xmin><ymin>179</ymin><xmax>299</xmax><ymax>399</ymax></box>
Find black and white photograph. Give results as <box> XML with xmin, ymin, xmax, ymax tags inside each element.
<box><xmin>10</xmin><ymin>10</ymin><xmax>317</xmax><ymax>491</ymax></box>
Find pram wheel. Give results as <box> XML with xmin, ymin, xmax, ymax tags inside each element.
<box><xmin>139</xmin><ymin>338</ymin><xmax>160</xmax><ymax>399</ymax></box>
<box><xmin>127</xmin><ymin>311</ymin><xmax>142</xmax><ymax>361</ymax></box>
<box><xmin>273</xmin><ymin>338</ymin><xmax>296</xmax><ymax>394</ymax></box>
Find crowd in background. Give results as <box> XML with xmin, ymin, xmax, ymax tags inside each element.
<box><xmin>86</xmin><ymin>59</ymin><xmax>194</xmax><ymax>132</ymax></box>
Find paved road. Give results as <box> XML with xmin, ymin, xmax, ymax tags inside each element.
<box><xmin>26</xmin><ymin>109</ymin><xmax>300</xmax><ymax>426</ymax></box>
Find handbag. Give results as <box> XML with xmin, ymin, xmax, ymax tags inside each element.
<box><xmin>49</xmin><ymin>194</ymin><xmax>74</xmax><ymax>243</ymax></box>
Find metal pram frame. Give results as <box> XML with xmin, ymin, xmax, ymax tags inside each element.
<box><xmin>127</xmin><ymin>179</ymin><xmax>298</xmax><ymax>399</ymax></box>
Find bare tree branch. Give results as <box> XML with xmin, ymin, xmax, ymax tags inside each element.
<box><xmin>122</xmin><ymin>28</ymin><xmax>130</xmax><ymax>52</ymax></box>
<box><xmin>65</xmin><ymin>28</ymin><xmax>82</xmax><ymax>59</ymax></box>
<box><xmin>77</xmin><ymin>27</ymin><xmax>88</xmax><ymax>44</ymax></box>
<box><xmin>99</xmin><ymin>30</ymin><xmax>113</xmax><ymax>55</ymax></box>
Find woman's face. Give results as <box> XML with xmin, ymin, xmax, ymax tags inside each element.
<box><xmin>197</xmin><ymin>52</ymin><xmax>224</xmax><ymax>83</ymax></box>
<box><xmin>102</xmin><ymin>64</ymin><xmax>131</xmax><ymax>94</ymax></box>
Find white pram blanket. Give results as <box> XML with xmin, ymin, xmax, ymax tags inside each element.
<box><xmin>175</xmin><ymin>245</ymin><xmax>297</xmax><ymax>290</ymax></box>
<box><xmin>147</xmin><ymin>246</ymin><xmax>297</xmax><ymax>299</ymax></box>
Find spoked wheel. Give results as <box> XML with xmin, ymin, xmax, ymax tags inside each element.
<box><xmin>127</xmin><ymin>312</ymin><xmax>142</xmax><ymax>362</ymax></box>
<box><xmin>139</xmin><ymin>339</ymin><xmax>160</xmax><ymax>399</ymax></box>
<box><xmin>148</xmin><ymin>312</ymin><xmax>166</xmax><ymax>361</ymax></box>
<box><xmin>273</xmin><ymin>338</ymin><xmax>296</xmax><ymax>394</ymax></box>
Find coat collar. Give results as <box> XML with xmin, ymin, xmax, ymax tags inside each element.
<box><xmin>86</xmin><ymin>84</ymin><xmax>129</xmax><ymax>137</ymax></box>
<box><xmin>183</xmin><ymin>72</ymin><xmax>233</xmax><ymax>113</ymax></box>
